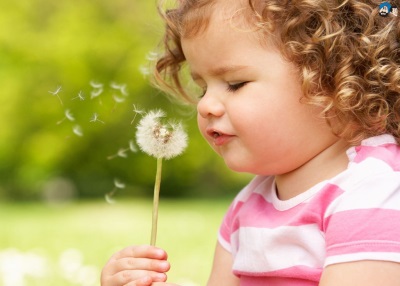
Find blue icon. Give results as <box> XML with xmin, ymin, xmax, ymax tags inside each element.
<box><xmin>379</xmin><ymin>2</ymin><xmax>398</xmax><ymax>17</ymax></box>
<box><xmin>379</xmin><ymin>2</ymin><xmax>392</xmax><ymax>16</ymax></box>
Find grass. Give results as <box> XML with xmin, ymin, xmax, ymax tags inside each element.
<box><xmin>0</xmin><ymin>198</ymin><xmax>231</xmax><ymax>286</ymax></box>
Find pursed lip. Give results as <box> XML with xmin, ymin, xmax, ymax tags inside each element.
<box><xmin>206</xmin><ymin>128</ymin><xmax>234</xmax><ymax>146</ymax></box>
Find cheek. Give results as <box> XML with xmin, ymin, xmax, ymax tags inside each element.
<box><xmin>197</xmin><ymin>113</ymin><xmax>208</xmax><ymax>140</ymax></box>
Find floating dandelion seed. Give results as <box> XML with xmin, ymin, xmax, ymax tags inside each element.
<box><xmin>72</xmin><ymin>91</ymin><xmax>85</xmax><ymax>101</ymax></box>
<box><xmin>129</xmin><ymin>140</ymin><xmax>137</xmax><ymax>152</ymax></box>
<box><xmin>49</xmin><ymin>85</ymin><xmax>63</xmax><ymax>105</ymax></box>
<box><xmin>57</xmin><ymin>109</ymin><xmax>75</xmax><ymax>125</ymax></box>
<box><xmin>90</xmin><ymin>88</ymin><xmax>103</xmax><ymax>99</ymax></box>
<box><xmin>72</xmin><ymin>125</ymin><xmax>83</xmax><ymax>137</ymax></box>
<box><xmin>90</xmin><ymin>113</ymin><xmax>105</xmax><ymax>124</ymax></box>
<box><xmin>107</xmin><ymin>140</ymin><xmax>137</xmax><ymax>160</ymax></box>
<box><xmin>110</xmin><ymin>82</ymin><xmax>128</xmax><ymax>96</ymax></box>
<box><xmin>131</xmin><ymin>104</ymin><xmax>146</xmax><ymax>124</ymax></box>
<box><xmin>112</xmin><ymin>94</ymin><xmax>126</xmax><ymax>103</ymax></box>
<box><xmin>114</xmin><ymin>178</ymin><xmax>126</xmax><ymax>189</ymax></box>
<box><xmin>90</xmin><ymin>81</ymin><xmax>103</xmax><ymax>89</ymax></box>
<box><xmin>136</xmin><ymin>109</ymin><xmax>188</xmax><ymax>245</ymax></box>
<box><xmin>105</xmin><ymin>178</ymin><xmax>126</xmax><ymax>204</ymax></box>
<box><xmin>107</xmin><ymin>148</ymin><xmax>128</xmax><ymax>160</ymax></box>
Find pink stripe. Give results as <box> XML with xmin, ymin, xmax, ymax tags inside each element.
<box><xmin>234</xmin><ymin>265</ymin><xmax>321</xmax><ymax>285</ymax></box>
<box><xmin>325</xmin><ymin>208</ymin><xmax>400</xmax><ymax>256</ymax></box>
<box><xmin>227</xmin><ymin>184</ymin><xmax>344</xmax><ymax>232</ymax></box>
<box><xmin>353</xmin><ymin>144</ymin><xmax>400</xmax><ymax>171</ymax></box>
<box><xmin>238</xmin><ymin>276</ymin><xmax>318</xmax><ymax>286</ymax></box>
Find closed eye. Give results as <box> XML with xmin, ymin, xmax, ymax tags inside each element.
<box><xmin>227</xmin><ymin>82</ymin><xmax>248</xmax><ymax>92</ymax></box>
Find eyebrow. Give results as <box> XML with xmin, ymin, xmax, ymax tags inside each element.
<box><xmin>191</xmin><ymin>65</ymin><xmax>249</xmax><ymax>81</ymax></box>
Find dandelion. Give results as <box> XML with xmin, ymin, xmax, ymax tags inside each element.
<box><xmin>136</xmin><ymin>109</ymin><xmax>188</xmax><ymax>245</ymax></box>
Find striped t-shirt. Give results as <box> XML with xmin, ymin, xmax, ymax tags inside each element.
<box><xmin>219</xmin><ymin>134</ymin><xmax>400</xmax><ymax>285</ymax></box>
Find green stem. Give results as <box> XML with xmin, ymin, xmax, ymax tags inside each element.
<box><xmin>150</xmin><ymin>157</ymin><xmax>163</xmax><ymax>246</ymax></box>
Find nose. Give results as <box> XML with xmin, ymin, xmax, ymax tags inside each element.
<box><xmin>197</xmin><ymin>91</ymin><xmax>225</xmax><ymax>119</ymax></box>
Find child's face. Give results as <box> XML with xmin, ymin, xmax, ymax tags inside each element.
<box><xmin>182</xmin><ymin>7</ymin><xmax>340</xmax><ymax>175</ymax></box>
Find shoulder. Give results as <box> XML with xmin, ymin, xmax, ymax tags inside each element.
<box><xmin>347</xmin><ymin>134</ymin><xmax>400</xmax><ymax>171</ymax></box>
<box><xmin>323</xmin><ymin>135</ymin><xmax>400</xmax><ymax>266</ymax></box>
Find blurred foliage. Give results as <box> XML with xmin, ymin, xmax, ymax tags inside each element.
<box><xmin>0</xmin><ymin>0</ymin><xmax>252</xmax><ymax>200</ymax></box>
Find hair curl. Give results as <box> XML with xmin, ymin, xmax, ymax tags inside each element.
<box><xmin>153</xmin><ymin>0</ymin><xmax>400</xmax><ymax>144</ymax></box>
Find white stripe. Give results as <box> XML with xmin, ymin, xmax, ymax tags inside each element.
<box><xmin>325</xmin><ymin>252</ymin><xmax>400</xmax><ymax>266</ymax></box>
<box><xmin>231</xmin><ymin>225</ymin><xmax>325</xmax><ymax>273</ymax></box>
<box><xmin>325</xmin><ymin>161</ymin><xmax>400</xmax><ymax>217</ymax></box>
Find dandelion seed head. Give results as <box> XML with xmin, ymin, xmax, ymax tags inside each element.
<box><xmin>136</xmin><ymin>109</ymin><xmax>188</xmax><ymax>159</ymax></box>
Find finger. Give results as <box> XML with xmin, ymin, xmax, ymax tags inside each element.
<box><xmin>102</xmin><ymin>274</ymin><xmax>152</xmax><ymax>286</ymax></box>
<box><xmin>112</xmin><ymin>270</ymin><xmax>167</xmax><ymax>286</ymax></box>
<box><xmin>115</xmin><ymin>245</ymin><xmax>168</xmax><ymax>260</ymax></box>
<box><xmin>152</xmin><ymin>283</ymin><xmax>181</xmax><ymax>286</ymax></box>
<box><xmin>112</xmin><ymin>257</ymin><xmax>171</xmax><ymax>273</ymax></box>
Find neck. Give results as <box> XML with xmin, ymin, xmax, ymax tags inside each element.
<box><xmin>275</xmin><ymin>139</ymin><xmax>350</xmax><ymax>200</ymax></box>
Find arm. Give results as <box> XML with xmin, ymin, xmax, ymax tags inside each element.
<box><xmin>207</xmin><ymin>242</ymin><xmax>240</xmax><ymax>286</ymax></box>
<box><xmin>320</xmin><ymin>260</ymin><xmax>400</xmax><ymax>286</ymax></box>
<box><xmin>101</xmin><ymin>245</ymin><xmax>178</xmax><ymax>286</ymax></box>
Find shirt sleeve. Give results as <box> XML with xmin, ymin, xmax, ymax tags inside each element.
<box><xmin>323</xmin><ymin>171</ymin><xmax>400</xmax><ymax>266</ymax></box>
<box><xmin>218</xmin><ymin>200</ymin><xmax>236</xmax><ymax>253</ymax></box>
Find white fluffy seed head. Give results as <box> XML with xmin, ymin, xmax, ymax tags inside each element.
<box><xmin>135</xmin><ymin>109</ymin><xmax>188</xmax><ymax>159</ymax></box>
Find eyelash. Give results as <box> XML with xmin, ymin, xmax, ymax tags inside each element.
<box><xmin>198</xmin><ymin>82</ymin><xmax>248</xmax><ymax>98</ymax></box>
<box><xmin>227</xmin><ymin>82</ymin><xmax>247</xmax><ymax>92</ymax></box>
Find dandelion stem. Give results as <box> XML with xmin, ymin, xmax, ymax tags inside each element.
<box><xmin>150</xmin><ymin>157</ymin><xmax>163</xmax><ymax>246</ymax></box>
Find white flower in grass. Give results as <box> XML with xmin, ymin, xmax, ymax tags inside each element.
<box><xmin>136</xmin><ymin>109</ymin><xmax>188</xmax><ymax>159</ymax></box>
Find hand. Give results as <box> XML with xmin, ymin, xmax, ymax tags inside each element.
<box><xmin>101</xmin><ymin>245</ymin><xmax>175</xmax><ymax>286</ymax></box>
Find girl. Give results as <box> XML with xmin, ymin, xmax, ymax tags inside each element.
<box><xmin>101</xmin><ymin>0</ymin><xmax>400</xmax><ymax>285</ymax></box>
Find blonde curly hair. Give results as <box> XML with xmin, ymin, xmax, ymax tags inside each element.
<box><xmin>153</xmin><ymin>0</ymin><xmax>400</xmax><ymax>144</ymax></box>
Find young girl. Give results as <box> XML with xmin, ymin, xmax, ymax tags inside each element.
<box><xmin>101</xmin><ymin>0</ymin><xmax>400</xmax><ymax>285</ymax></box>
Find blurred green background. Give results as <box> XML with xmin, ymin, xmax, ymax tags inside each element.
<box><xmin>0</xmin><ymin>0</ymin><xmax>252</xmax><ymax>285</ymax></box>
<box><xmin>0</xmin><ymin>0</ymin><xmax>251</xmax><ymax>201</ymax></box>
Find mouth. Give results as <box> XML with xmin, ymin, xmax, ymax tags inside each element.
<box><xmin>209</xmin><ymin>130</ymin><xmax>221</xmax><ymax>138</ymax></box>
<box><xmin>206</xmin><ymin>128</ymin><xmax>223</xmax><ymax>138</ymax></box>
<box><xmin>206</xmin><ymin>128</ymin><xmax>233</xmax><ymax>146</ymax></box>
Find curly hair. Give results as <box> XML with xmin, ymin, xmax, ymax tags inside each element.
<box><xmin>153</xmin><ymin>0</ymin><xmax>400</xmax><ymax>144</ymax></box>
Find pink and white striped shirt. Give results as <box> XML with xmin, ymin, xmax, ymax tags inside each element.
<box><xmin>219</xmin><ymin>134</ymin><xmax>400</xmax><ymax>285</ymax></box>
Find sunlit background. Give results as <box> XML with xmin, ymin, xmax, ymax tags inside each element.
<box><xmin>0</xmin><ymin>0</ymin><xmax>252</xmax><ymax>285</ymax></box>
